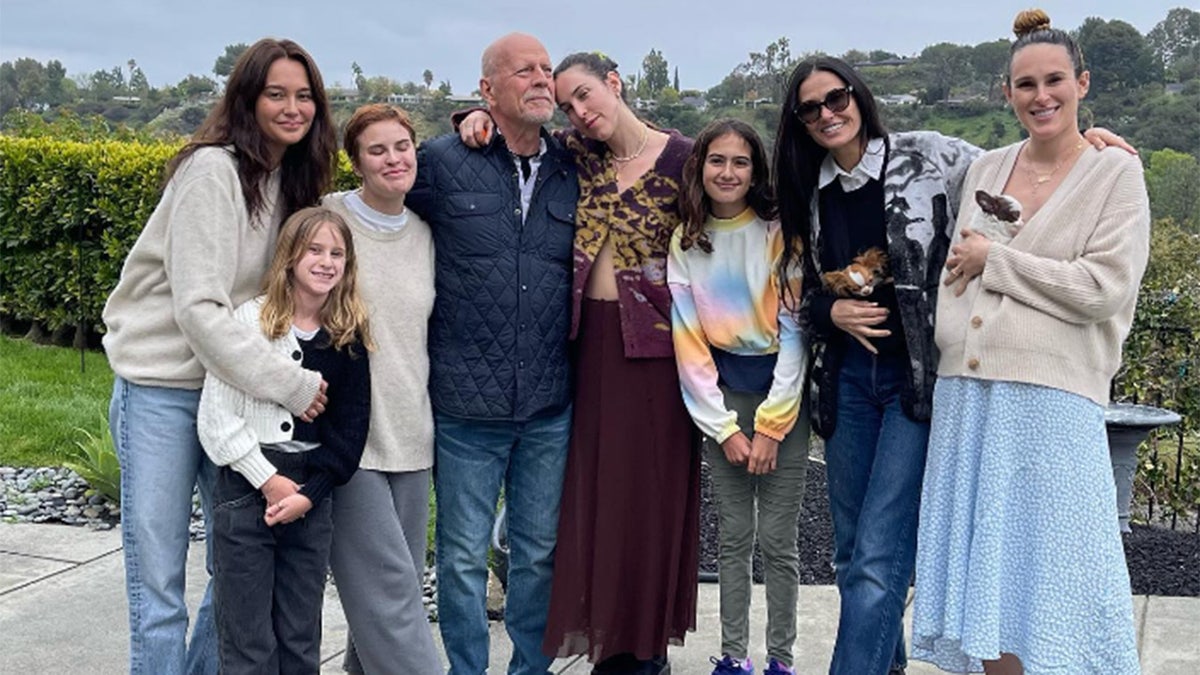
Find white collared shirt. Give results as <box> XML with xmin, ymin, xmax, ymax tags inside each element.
<box><xmin>510</xmin><ymin>137</ymin><xmax>548</xmax><ymax>223</ymax></box>
<box><xmin>818</xmin><ymin>136</ymin><xmax>887</xmax><ymax>193</ymax></box>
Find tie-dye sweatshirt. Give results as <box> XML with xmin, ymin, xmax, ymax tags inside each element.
<box><xmin>667</xmin><ymin>209</ymin><xmax>806</xmax><ymax>443</ymax></box>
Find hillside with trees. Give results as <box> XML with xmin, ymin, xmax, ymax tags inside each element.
<box><xmin>2</xmin><ymin>7</ymin><xmax>1197</xmax><ymax>232</ymax></box>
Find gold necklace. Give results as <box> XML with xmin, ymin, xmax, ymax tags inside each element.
<box><xmin>611</xmin><ymin>124</ymin><xmax>649</xmax><ymax>163</ymax></box>
<box><xmin>1023</xmin><ymin>137</ymin><xmax>1084</xmax><ymax>194</ymax></box>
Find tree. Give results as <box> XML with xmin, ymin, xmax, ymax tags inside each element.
<box><xmin>422</xmin><ymin>69</ymin><xmax>434</xmax><ymax>90</ymax></box>
<box><xmin>918</xmin><ymin>42</ymin><xmax>973</xmax><ymax>102</ymax></box>
<box><xmin>970</xmin><ymin>39</ymin><xmax>1011</xmax><ymax>101</ymax></box>
<box><xmin>213</xmin><ymin>43</ymin><xmax>249</xmax><ymax>78</ymax></box>
<box><xmin>351</xmin><ymin>62</ymin><xmax>367</xmax><ymax>93</ymax></box>
<box><xmin>841</xmin><ymin>49</ymin><xmax>871</xmax><ymax>65</ymax></box>
<box><xmin>868</xmin><ymin>50</ymin><xmax>901</xmax><ymax>63</ymax></box>
<box><xmin>641</xmin><ymin>49</ymin><xmax>669</xmax><ymax>98</ymax></box>
<box><xmin>0</xmin><ymin>58</ymin><xmax>48</xmax><ymax>113</ymax></box>
<box><xmin>127</xmin><ymin>59</ymin><xmax>149</xmax><ymax>96</ymax></box>
<box><xmin>176</xmin><ymin>74</ymin><xmax>217</xmax><ymax>100</ymax></box>
<box><xmin>1076</xmin><ymin>17</ymin><xmax>1162</xmax><ymax>92</ymax></box>
<box><xmin>438</xmin><ymin>80</ymin><xmax>452</xmax><ymax>96</ymax></box>
<box><xmin>1146</xmin><ymin>7</ymin><xmax>1200</xmax><ymax>77</ymax></box>
<box><xmin>673</xmin><ymin>66</ymin><xmax>679</xmax><ymax>93</ymax></box>
<box><xmin>1145</xmin><ymin>149</ymin><xmax>1200</xmax><ymax>232</ymax></box>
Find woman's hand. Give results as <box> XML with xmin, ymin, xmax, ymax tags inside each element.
<box><xmin>459</xmin><ymin>110</ymin><xmax>495</xmax><ymax>148</ymax></box>
<box><xmin>260</xmin><ymin>473</ymin><xmax>299</xmax><ymax>506</ymax></box>
<box><xmin>830</xmin><ymin>299</ymin><xmax>890</xmax><ymax>355</ymax></box>
<box><xmin>720</xmin><ymin>432</ymin><xmax>752</xmax><ymax>466</ymax></box>
<box><xmin>300</xmin><ymin>379</ymin><xmax>328</xmax><ymax>422</ymax></box>
<box><xmin>747</xmin><ymin>433</ymin><xmax>780</xmax><ymax>475</ymax></box>
<box><xmin>264</xmin><ymin>493</ymin><xmax>313</xmax><ymax>526</ymax></box>
<box><xmin>944</xmin><ymin>228</ymin><xmax>992</xmax><ymax>297</ymax></box>
<box><xmin>1083</xmin><ymin>127</ymin><xmax>1137</xmax><ymax>155</ymax></box>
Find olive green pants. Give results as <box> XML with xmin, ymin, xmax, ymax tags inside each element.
<box><xmin>706</xmin><ymin>387</ymin><xmax>809</xmax><ymax>667</ymax></box>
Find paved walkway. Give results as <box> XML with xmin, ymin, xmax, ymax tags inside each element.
<box><xmin>1</xmin><ymin>522</ymin><xmax>1196</xmax><ymax>674</ymax></box>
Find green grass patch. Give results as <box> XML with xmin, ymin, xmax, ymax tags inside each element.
<box><xmin>0</xmin><ymin>336</ymin><xmax>114</xmax><ymax>467</ymax></box>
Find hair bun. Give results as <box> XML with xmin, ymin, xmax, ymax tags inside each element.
<box><xmin>1013</xmin><ymin>8</ymin><xmax>1052</xmax><ymax>38</ymax></box>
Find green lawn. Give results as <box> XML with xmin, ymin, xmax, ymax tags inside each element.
<box><xmin>0</xmin><ymin>336</ymin><xmax>114</xmax><ymax>467</ymax></box>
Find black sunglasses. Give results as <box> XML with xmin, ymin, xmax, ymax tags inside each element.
<box><xmin>795</xmin><ymin>86</ymin><xmax>855</xmax><ymax>124</ymax></box>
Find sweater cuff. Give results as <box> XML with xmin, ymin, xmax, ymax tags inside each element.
<box><xmin>282</xmin><ymin>370</ymin><xmax>323</xmax><ymax>417</ymax></box>
<box><xmin>753</xmin><ymin>423</ymin><xmax>789</xmax><ymax>442</ymax></box>
<box><xmin>713</xmin><ymin>421</ymin><xmax>742</xmax><ymax>445</ymax></box>
<box><xmin>299</xmin><ymin>474</ymin><xmax>333</xmax><ymax>509</ymax></box>
<box><xmin>231</xmin><ymin>449</ymin><xmax>277</xmax><ymax>489</ymax></box>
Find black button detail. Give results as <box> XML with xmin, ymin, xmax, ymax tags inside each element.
<box><xmin>291</xmin><ymin>350</ymin><xmax>302</xmax><ymax>361</ymax></box>
<box><xmin>281</xmin><ymin>421</ymin><xmax>292</xmax><ymax>432</ymax></box>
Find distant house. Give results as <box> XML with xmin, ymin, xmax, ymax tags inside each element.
<box><xmin>388</xmin><ymin>93</ymin><xmax>423</xmax><ymax>105</ymax></box>
<box><xmin>744</xmin><ymin>97</ymin><xmax>773</xmax><ymax>109</ymax></box>
<box><xmin>328</xmin><ymin>87</ymin><xmax>361</xmax><ymax>103</ymax></box>
<box><xmin>877</xmin><ymin>94</ymin><xmax>918</xmax><ymax>106</ymax></box>
<box><xmin>112</xmin><ymin>96</ymin><xmax>141</xmax><ymax>106</ymax></box>
<box><xmin>680</xmin><ymin>95</ymin><xmax>707</xmax><ymax>111</ymax></box>
<box><xmin>447</xmin><ymin>94</ymin><xmax>485</xmax><ymax>106</ymax></box>
<box><xmin>633</xmin><ymin>97</ymin><xmax>659</xmax><ymax>111</ymax></box>
<box><xmin>1165</xmin><ymin>83</ymin><xmax>1186</xmax><ymax>96</ymax></box>
<box><xmin>855</xmin><ymin>57</ymin><xmax>913</xmax><ymax>68</ymax></box>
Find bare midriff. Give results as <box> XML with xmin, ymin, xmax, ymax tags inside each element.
<box><xmin>584</xmin><ymin>235</ymin><xmax>620</xmax><ymax>300</ymax></box>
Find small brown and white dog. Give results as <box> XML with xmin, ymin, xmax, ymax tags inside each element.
<box><xmin>822</xmin><ymin>247</ymin><xmax>892</xmax><ymax>298</ymax></box>
<box><xmin>971</xmin><ymin>190</ymin><xmax>1024</xmax><ymax>243</ymax></box>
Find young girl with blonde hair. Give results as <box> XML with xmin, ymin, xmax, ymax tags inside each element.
<box><xmin>198</xmin><ymin>206</ymin><xmax>373</xmax><ymax>674</ymax></box>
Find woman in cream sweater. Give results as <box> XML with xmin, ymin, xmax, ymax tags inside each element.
<box><xmin>911</xmin><ymin>10</ymin><xmax>1149</xmax><ymax>675</ymax></box>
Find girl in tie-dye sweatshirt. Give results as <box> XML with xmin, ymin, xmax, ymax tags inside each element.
<box><xmin>667</xmin><ymin>119</ymin><xmax>809</xmax><ymax>675</ymax></box>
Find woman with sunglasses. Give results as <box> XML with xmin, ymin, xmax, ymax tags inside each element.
<box><xmin>773</xmin><ymin>57</ymin><xmax>1124</xmax><ymax>675</ymax></box>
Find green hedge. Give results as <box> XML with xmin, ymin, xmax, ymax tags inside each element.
<box><xmin>0</xmin><ymin>137</ymin><xmax>358</xmax><ymax>334</ymax></box>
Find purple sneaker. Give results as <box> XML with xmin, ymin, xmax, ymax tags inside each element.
<box><xmin>710</xmin><ymin>654</ymin><xmax>753</xmax><ymax>675</ymax></box>
<box><xmin>763</xmin><ymin>659</ymin><xmax>796</xmax><ymax>675</ymax></box>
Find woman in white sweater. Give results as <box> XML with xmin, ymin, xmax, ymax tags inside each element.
<box><xmin>911</xmin><ymin>10</ymin><xmax>1150</xmax><ymax>675</ymax></box>
<box><xmin>321</xmin><ymin>104</ymin><xmax>441</xmax><ymax>674</ymax></box>
<box><xmin>102</xmin><ymin>39</ymin><xmax>336</xmax><ymax>675</ymax></box>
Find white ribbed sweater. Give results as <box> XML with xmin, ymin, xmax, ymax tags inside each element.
<box><xmin>935</xmin><ymin>143</ymin><xmax>1150</xmax><ymax>405</ymax></box>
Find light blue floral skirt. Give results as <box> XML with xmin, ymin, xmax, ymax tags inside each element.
<box><xmin>911</xmin><ymin>377</ymin><xmax>1140</xmax><ymax>674</ymax></box>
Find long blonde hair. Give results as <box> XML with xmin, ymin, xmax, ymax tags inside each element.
<box><xmin>259</xmin><ymin>206</ymin><xmax>374</xmax><ymax>352</ymax></box>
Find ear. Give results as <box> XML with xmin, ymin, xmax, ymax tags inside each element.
<box><xmin>975</xmin><ymin>190</ymin><xmax>992</xmax><ymax>210</ymax></box>
<box><xmin>606</xmin><ymin>71</ymin><xmax>622</xmax><ymax>97</ymax></box>
<box><xmin>1077</xmin><ymin>70</ymin><xmax>1090</xmax><ymax>99</ymax></box>
<box><xmin>479</xmin><ymin>76</ymin><xmax>496</xmax><ymax>108</ymax></box>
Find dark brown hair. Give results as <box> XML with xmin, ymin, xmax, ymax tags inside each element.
<box><xmin>166</xmin><ymin>38</ymin><xmax>337</xmax><ymax>223</ymax></box>
<box><xmin>679</xmin><ymin>118</ymin><xmax>776</xmax><ymax>253</ymax></box>
<box><xmin>1009</xmin><ymin>8</ymin><xmax>1086</xmax><ymax>80</ymax></box>
<box><xmin>343</xmin><ymin>104</ymin><xmax>418</xmax><ymax>167</ymax></box>
<box><xmin>553</xmin><ymin>51</ymin><xmax>627</xmax><ymax>101</ymax></box>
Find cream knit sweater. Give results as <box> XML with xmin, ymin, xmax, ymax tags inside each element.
<box><xmin>324</xmin><ymin>192</ymin><xmax>436</xmax><ymax>472</ymax></box>
<box><xmin>935</xmin><ymin>143</ymin><xmax>1150</xmax><ymax>405</ymax></box>
<box><xmin>102</xmin><ymin>147</ymin><xmax>320</xmax><ymax>413</ymax></box>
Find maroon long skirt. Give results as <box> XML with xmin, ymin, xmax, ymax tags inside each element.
<box><xmin>542</xmin><ymin>298</ymin><xmax>700</xmax><ymax>662</ymax></box>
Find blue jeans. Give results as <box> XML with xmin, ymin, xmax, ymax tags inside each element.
<box><xmin>824</xmin><ymin>346</ymin><xmax>929</xmax><ymax>675</ymax></box>
<box><xmin>109</xmin><ymin>376</ymin><xmax>219</xmax><ymax>675</ymax></box>
<box><xmin>434</xmin><ymin>406</ymin><xmax>571</xmax><ymax>675</ymax></box>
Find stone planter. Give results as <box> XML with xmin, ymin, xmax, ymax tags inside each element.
<box><xmin>1104</xmin><ymin>402</ymin><xmax>1181</xmax><ymax>533</ymax></box>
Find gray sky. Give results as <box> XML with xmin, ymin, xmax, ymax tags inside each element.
<box><xmin>0</xmin><ymin>0</ymin><xmax>1184</xmax><ymax>93</ymax></box>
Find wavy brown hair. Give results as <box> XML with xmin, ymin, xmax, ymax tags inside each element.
<box><xmin>166</xmin><ymin>38</ymin><xmax>337</xmax><ymax>223</ymax></box>
<box><xmin>679</xmin><ymin>118</ymin><xmax>777</xmax><ymax>254</ymax></box>
<box><xmin>259</xmin><ymin>207</ymin><xmax>373</xmax><ymax>352</ymax></box>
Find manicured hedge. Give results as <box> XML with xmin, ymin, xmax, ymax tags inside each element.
<box><xmin>0</xmin><ymin>137</ymin><xmax>358</xmax><ymax>334</ymax></box>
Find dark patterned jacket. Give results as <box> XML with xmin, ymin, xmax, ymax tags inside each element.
<box><xmin>407</xmin><ymin>130</ymin><xmax>578</xmax><ymax>421</ymax></box>
<box><xmin>801</xmin><ymin>131</ymin><xmax>980</xmax><ymax>438</ymax></box>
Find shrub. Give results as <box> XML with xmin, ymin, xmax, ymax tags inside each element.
<box><xmin>64</xmin><ymin>417</ymin><xmax>121</xmax><ymax>504</ymax></box>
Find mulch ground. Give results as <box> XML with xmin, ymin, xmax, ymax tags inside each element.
<box><xmin>698</xmin><ymin>459</ymin><xmax>1199</xmax><ymax>596</ymax></box>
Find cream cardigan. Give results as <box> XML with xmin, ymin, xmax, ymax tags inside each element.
<box><xmin>102</xmin><ymin>147</ymin><xmax>320</xmax><ymax>414</ymax></box>
<box><xmin>935</xmin><ymin>143</ymin><xmax>1150</xmax><ymax>405</ymax></box>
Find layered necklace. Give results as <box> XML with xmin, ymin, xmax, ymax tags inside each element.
<box><xmin>610</xmin><ymin>124</ymin><xmax>649</xmax><ymax>164</ymax></box>
<box><xmin>1023</xmin><ymin>135</ymin><xmax>1085</xmax><ymax>194</ymax></box>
